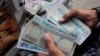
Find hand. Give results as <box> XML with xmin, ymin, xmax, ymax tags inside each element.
<box><xmin>37</xmin><ymin>33</ymin><xmax>64</xmax><ymax>56</ymax></box>
<box><xmin>60</xmin><ymin>9</ymin><xmax>99</xmax><ymax>29</ymax></box>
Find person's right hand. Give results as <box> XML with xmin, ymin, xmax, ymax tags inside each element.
<box><xmin>60</xmin><ymin>9</ymin><xmax>99</xmax><ymax>29</ymax></box>
<box><xmin>37</xmin><ymin>33</ymin><xmax>64</xmax><ymax>56</ymax></box>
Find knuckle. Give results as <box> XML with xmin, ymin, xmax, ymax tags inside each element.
<box><xmin>49</xmin><ymin>47</ymin><xmax>59</xmax><ymax>52</ymax></box>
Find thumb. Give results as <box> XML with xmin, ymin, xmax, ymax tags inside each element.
<box><xmin>43</xmin><ymin>32</ymin><xmax>57</xmax><ymax>52</ymax></box>
<box><xmin>60</xmin><ymin>9</ymin><xmax>78</xmax><ymax>23</ymax></box>
<box><xmin>43</xmin><ymin>33</ymin><xmax>64</xmax><ymax>56</ymax></box>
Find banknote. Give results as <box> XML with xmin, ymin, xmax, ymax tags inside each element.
<box><xmin>18</xmin><ymin>39</ymin><xmax>48</xmax><ymax>54</ymax></box>
<box><xmin>25</xmin><ymin>0</ymin><xmax>41</xmax><ymax>15</ymax></box>
<box><xmin>24</xmin><ymin>15</ymin><xmax>76</xmax><ymax>41</ymax></box>
<box><xmin>21</xmin><ymin>15</ymin><xmax>76</xmax><ymax>56</ymax></box>
<box><xmin>47</xmin><ymin>4</ymin><xmax>91</xmax><ymax>45</ymax></box>
<box><xmin>17</xmin><ymin>27</ymin><xmax>48</xmax><ymax>54</ymax></box>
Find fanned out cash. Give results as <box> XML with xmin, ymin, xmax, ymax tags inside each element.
<box><xmin>17</xmin><ymin>15</ymin><xmax>76</xmax><ymax>56</ymax></box>
<box><xmin>47</xmin><ymin>4</ymin><xmax>91</xmax><ymax>45</ymax></box>
<box><xmin>17</xmin><ymin>3</ymin><xmax>91</xmax><ymax>56</ymax></box>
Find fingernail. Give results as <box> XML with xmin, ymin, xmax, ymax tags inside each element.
<box><xmin>59</xmin><ymin>18</ymin><xmax>64</xmax><ymax>22</ymax></box>
<box><xmin>43</xmin><ymin>33</ymin><xmax>50</xmax><ymax>41</ymax></box>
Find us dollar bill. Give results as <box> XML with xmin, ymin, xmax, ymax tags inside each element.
<box><xmin>20</xmin><ymin>15</ymin><xmax>76</xmax><ymax>56</ymax></box>
<box><xmin>47</xmin><ymin>4</ymin><xmax>91</xmax><ymax>45</ymax></box>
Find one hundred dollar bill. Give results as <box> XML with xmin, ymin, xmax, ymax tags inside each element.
<box><xmin>47</xmin><ymin>4</ymin><xmax>91</xmax><ymax>45</ymax></box>
<box><xmin>21</xmin><ymin>15</ymin><xmax>76</xmax><ymax>56</ymax></box>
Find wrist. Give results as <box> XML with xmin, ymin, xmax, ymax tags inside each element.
<box><xmin>92</xmin><ymin>8</ymin><xmax>100</xmax><ymax>22</ymax></box>
<box><xmin>92</xmin><ymin>10</ymin><xmax>99</xmax><ymax>22</ymax></box>
<box><xmin>90</xmin><ymin>10</ymin><xmax>99</xmax><ymax>29</ymax></box>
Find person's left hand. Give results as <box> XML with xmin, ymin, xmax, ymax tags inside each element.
<box><xmin>37</xmin><ymin>33</ymin><xmax>64</xmax><ymax>56</ymax></box>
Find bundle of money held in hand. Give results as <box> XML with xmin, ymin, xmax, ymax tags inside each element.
<box><xmin>17</xmin><ymin>4</ymin><xmax>91</xmax><ymax>56</ymax></box>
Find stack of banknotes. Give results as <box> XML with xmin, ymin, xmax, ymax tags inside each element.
<box><xmin>17</xmin><ymin>4</ymin><xmax>91</xmax><ymax>56</ymax></box>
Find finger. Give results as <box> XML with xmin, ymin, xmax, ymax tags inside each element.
<box><xmin>43</xmin><ymin>33</ymin><xmax>58</xmax><ymax>52</ymax></box>
<box><xmin>37</xmin><ymin>53</ymin><xmax>47</xmax><ymax>56</ymax></box>
<box><xmin>60</xmin><ymin>9</ymin><xmax>78</xmax><ymax>23</ymax></box>
<box><xmin>43</xmin><ymin>33</ymin><xmax>64</xmax><ymax>56</ymax></box>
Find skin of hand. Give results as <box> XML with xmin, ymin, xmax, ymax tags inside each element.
<box><xmin>37</xmin><ymin>33</ymin><xmax>64</xmax><ymax>56</ymax></box>
<box><xmin>60</xmin><ymin>9</ymin><xmax>99</xmax><ymax>29</ymax></box>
